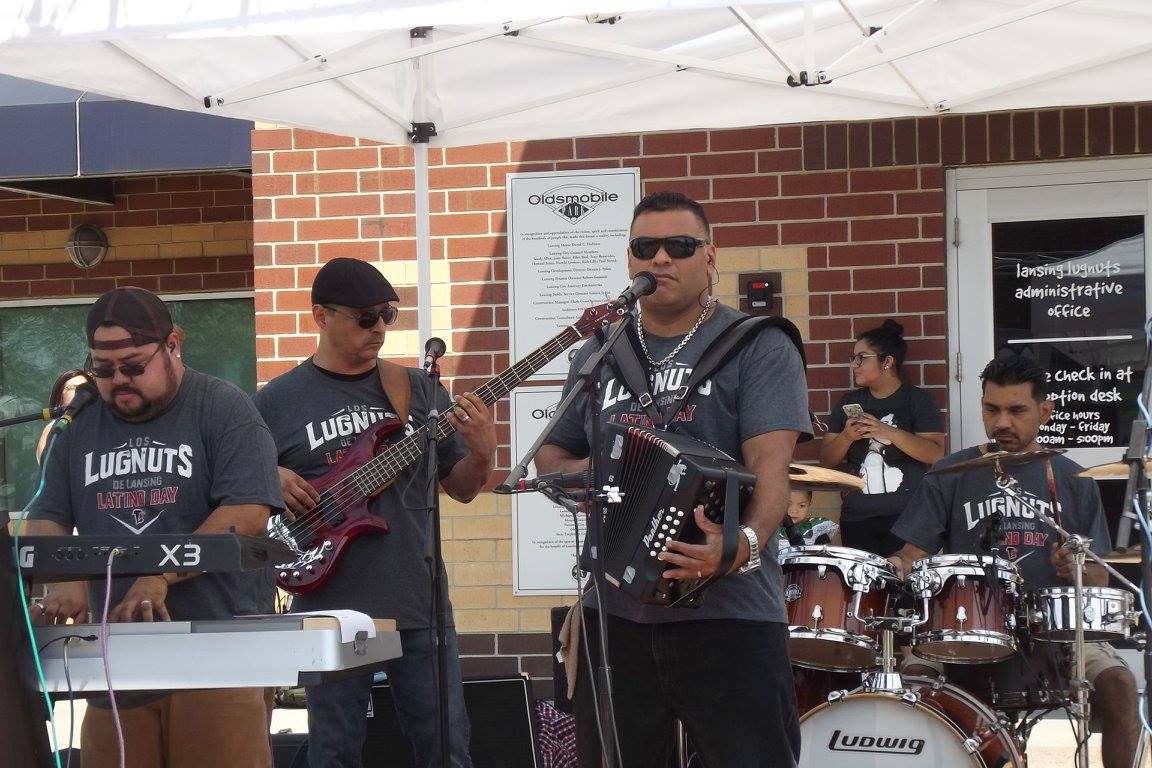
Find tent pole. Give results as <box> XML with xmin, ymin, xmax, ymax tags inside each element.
<box><xmin>410</xmin><ymin>26</ymin><xmax>450</xmax><ymax>768</ymax></box>
<box><xmin>415</xmin><ymin>141</ymin><xmax>431</xmax><ymax>343</ymax></box>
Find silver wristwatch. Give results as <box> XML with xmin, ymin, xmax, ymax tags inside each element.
<box><xmin>737</xmin><ymin>525</ymin><xmax>761</xmax><ymax>574</ymax></box>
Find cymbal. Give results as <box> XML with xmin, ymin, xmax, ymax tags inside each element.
<box><xmin>1077</xmin><ymin>460</ymin><xmax>1152</xmax><ymax>480</ymax></box>
<box><xmin>930</xmin><ymin>448</ymin><xmax>1065</xmax><ymax>475</ymax></box>
<box><xmin>788</xmin><ymin>463</ymin><xmax>865</xmax><ymax>492</ymax></box>
<box><xmin>1103</xmin><ymin>545</ymin><xmax>1143</xmax><ymax>564</ymax></box>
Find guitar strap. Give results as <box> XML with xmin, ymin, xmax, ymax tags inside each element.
<box><xmin>375</xmin><ymin>358</ymin><xmax>411</xmax><ymax>425</ymax></box>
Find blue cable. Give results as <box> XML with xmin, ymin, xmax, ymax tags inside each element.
<box><xmin>12</xmin><ymin>428</ymin><xmax>65</xmax><ymax>768</ymax></box>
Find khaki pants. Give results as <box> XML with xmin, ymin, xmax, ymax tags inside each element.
<box><xmin>80</xmin><ymin>688</ymin><xmax>272</xmax><ymax>768</ymax></box>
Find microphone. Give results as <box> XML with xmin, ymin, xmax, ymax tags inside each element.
<box><xmin>423</xmin><ymin>336</ymin><xmax>446</xmax><ymax>371</ymax></box>
<box><xmin>493</xmin><ymin>470</ymin><xmax>591</xmax><ymax>494</ymax></box>
<box><xmin>609</xmin><ymin>271</ymin><xmax>657</xmax><ymax>310</ymax></box>
<box><xmin>780</xmin><ymin>516</ymin><xmax>805</xmax><ymax>547</ymax></box>
<box><xmin>54</xmin><ymin>382</ymin><xmax>99</xmax><ymax>431</ymax></box>
<box><xmin>979</xmin><ymin>511</ymin><xmax>1005</xmax><ymax>552</ymax></box>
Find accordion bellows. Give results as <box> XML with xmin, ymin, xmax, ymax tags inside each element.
<box><xmin>596</xmin><ymin>424</ymin><xmax>756</xmax><ymax>607</ymax></box>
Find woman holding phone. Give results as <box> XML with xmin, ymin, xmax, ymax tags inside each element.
<box><xmin>819</xmin><ymin>319</ymin><xmax>946</xmax><ymax>556</ymax></box>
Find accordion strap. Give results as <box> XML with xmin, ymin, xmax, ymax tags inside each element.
<box><xmin>611</xmin><ymin>314</ymin><xmax>803</xmax><ymax>430</ymax></box>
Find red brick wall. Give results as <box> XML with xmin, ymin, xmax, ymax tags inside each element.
<box><xmin>0</xmin><ymin>173</ymin><xmax>255</xmax><ymax>299</ymax></box>
<box><xmin>252</xmin><ymin>104</ymin><xmax>1152</xmax><ymax>463</ymax></box>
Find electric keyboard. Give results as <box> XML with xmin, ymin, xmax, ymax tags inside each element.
<box><xmin>11</xmin><ymin>533</ymin><xmax>293</xmax><ymax>580</ymax></box>
<box><xmin>34</xmin><ymin>614</ymin><xmax>401</xmax><ymax>693</ymax></box>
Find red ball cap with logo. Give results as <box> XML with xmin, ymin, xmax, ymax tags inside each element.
<box><xmin>86</xmin><ymin>287</ymin><xmax>174</xmax><ymax>351</ymax></box>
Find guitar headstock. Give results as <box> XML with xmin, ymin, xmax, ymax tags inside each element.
<box><xmin>572</xmin><ymin>302</ymin><xmax>619</xmax><ymax>338</ymax></box>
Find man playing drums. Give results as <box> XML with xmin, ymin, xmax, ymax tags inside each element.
<box><xmin>887</xmin><ymin>353</ymin><xmax>1140</xmax><ymax>768</ymax></box>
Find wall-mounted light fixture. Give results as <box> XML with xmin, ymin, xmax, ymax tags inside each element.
<box><xmin>65</xmin><ymin>224</ymin><xmax>109</xmax><ymax>269</ymax></box>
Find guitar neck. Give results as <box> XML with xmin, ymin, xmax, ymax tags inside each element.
<box><xmin>357</xmin><ymin>323</ymin><xmax>587</xmax><ymax>495</ymax></box>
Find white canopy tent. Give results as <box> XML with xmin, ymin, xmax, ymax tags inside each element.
<box><xmin>2</xmin><ymin>0</ymin><xmax>1152</xmax><ymax>337</ymax></box>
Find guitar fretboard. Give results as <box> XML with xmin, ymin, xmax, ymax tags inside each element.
<box><xmin>350</xmin><ymin>323</ymin><xmax>587</xmax><ymax>496</ymax></box>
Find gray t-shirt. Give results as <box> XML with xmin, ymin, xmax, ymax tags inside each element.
<box><xmin>28</xmin><ymin>368</ymin><xmax>283</xmax><ymax>619</ymax></box>
<box><xmin>892</xmin><ymin>447</ymin><xmax>1111</xmax><ymax>587</ymax></box>
<box><xmin>253</xmin><ymin>361</ymin><xmax>469</xmax><ymax>630</ymax></box>
<box><xmin>548</xmin><ymin>303</ymin><xmax>812</xmax><ymax>623</ymax></box>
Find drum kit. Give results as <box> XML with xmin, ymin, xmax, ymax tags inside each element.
<box><xmin>780</xmin><ymin>452</ymin><xmax>1144</xmax><ymax>768</ymax></box>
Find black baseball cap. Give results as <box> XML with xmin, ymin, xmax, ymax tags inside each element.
<box><xmin>312</xmin><ymin>258</ymin><xmax>400</xmax><ymax>308</ymax></box>
<box><xmin>86</xmin><ymin>287</ymin><xmax>173</xmax><ymax>350</ymax></box>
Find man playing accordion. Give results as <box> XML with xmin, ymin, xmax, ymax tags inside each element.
<box><xmin>537</xmin><ymin>191</ymin><xmax>811</xmax><ymax>768</ymax></box>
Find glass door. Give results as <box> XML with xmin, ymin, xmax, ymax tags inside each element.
<box><xmin>950</xmin><ymin>161</ymin><xmax>1152</xmax><ymax>469</ymax></box>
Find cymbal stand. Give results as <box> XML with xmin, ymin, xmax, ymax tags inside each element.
<box><xmin>992</xmin><ymin>470</ymin><xmax>1143</xmax><ymax>768</ymax></box>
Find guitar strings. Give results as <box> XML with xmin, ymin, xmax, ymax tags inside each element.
<box><xmin>276</xmin><ymin>336</ymin><xmax>572</xmax><ymax>547</ymax></box>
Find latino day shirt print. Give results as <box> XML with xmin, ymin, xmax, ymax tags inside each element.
<box><xmin>86</xmin><ymin>437</ymin><xmax>195</xmax><ymax>535</ymax></box>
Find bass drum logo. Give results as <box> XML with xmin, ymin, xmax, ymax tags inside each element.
<box><xmin>528</xmin><ymin>184</ymin><xmax>618</xmax><ymax>225</ymax></box>
<box><xmin>784</xmin><ymin>583</ymin><xmax>803</xmax><ymax>602</ymax></box>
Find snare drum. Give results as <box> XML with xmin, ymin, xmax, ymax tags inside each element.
<box><xmin>781</xmin><ymin>545</ymin><xmax>897</xmax><ymax>671</ymax></box>
<box><xmin>910</xmin><ymin>555</ymin><xmax>1020</xmax><ymax>664</ymax></box>
<box><xmin>798</xmin><ymin>677</ymin><xmax>1024</xmax><ymax>767</ymax></box>
<box><xmin>1029</xmin><ymin>586</ymin><xmax>1136</xmax><ymax>642</ymax></box>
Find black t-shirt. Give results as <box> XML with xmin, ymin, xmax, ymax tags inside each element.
<box><xmin>826</xmin><ymin>384</ymin><xmax>943</xmax><ymax>521</ymax></box>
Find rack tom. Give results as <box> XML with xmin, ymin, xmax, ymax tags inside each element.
<box><xmin>910</xmin><ymin>554</ymin><xmax>1020</xmax><ymax>664</ymax></box>
<box><xmin>781</xmin><ymin>545</ymin><xmax>897</xmax><ymax>671</ymax></box>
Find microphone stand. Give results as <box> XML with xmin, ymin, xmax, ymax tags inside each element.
<box><xmin>0</xmin><ymin>406</ymin><xmax>62</xmax><ymax>429</ymax></box>
<box><xmin>422</xmin><ymin>357</ymin><xmax>451</xmax><ymax>768</ymax></box>
<box><xmin>496</xmin><ymin>311</ymin><xmax>633</xmax><ymax>768</ymax></box>
<box><xmin>1116</xmin><ymin>318</ymin><xmax>1152</xmax><ymax>764</ymax></box>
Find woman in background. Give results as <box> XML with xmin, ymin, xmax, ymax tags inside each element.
<box><xmin>35</xmin><ymin>368</ymin><xmax>93</xmax><ymax>463</ymax></box>
<box><xmin>819</xmin><ymin>319</ymin><xmax>945</xmax><ymax>556</ymax></box>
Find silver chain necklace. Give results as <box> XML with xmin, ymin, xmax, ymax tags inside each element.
<box><xmin>635</xmin><ymin>299</ymin><xmax>715</xmax><ymax>370</ymax></box>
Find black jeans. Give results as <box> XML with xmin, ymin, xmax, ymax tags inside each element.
<box><xmin>840</xmin><ymin>514</ymin><xmax>903</xmax><ymax>556</ymax></box>
<box><xmin>574</xmin><ymin>610</ymin><xmax>800</xmax><ymax>768</ymax></box>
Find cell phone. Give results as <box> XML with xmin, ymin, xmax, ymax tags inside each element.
<box><xmin>842</xmin><ymin>404</ymin><xmax>865</xmax><ymax>419</ymax></box>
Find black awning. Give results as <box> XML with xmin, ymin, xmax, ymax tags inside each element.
<box><xmin>0</xmin><ymin>76</ymin><xmax>252</xmax><ymax>182</ymax></box>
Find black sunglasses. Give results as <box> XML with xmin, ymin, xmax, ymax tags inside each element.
<box><xmin>89</xmin><ymin>344</ymin><xmax>164</xmax><ymax>379</ymax></box>
<box><xmin>629</xmin><ymin>236</ymin><xmax>709</xmax><ymax>260</ymax></box>
<box><xmin>325</xmin><ymin>304</ymin><xmax>398</xmax><ymax>329</ymax></box>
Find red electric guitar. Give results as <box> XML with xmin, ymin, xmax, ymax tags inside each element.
<box><xmin>273</xmin><ymin>302</ymin><xmax>618</xmax><ymax>594</ymax></box>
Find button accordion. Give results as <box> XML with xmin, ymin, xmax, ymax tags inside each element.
<box><xmin>595</xmin><ymin>424</ymin><xmax>756</xmax><ymax>607</ymax></box>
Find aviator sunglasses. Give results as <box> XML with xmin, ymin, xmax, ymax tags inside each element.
<box><xmin>324</xmin><ymin>304</ymin><xmax>399</xmax><ymax>329</ymax></box>
<box><xmin>629</xmin><ymin>236</ymin><xmax>710</xmax><ymax>260</ymax></box>
<box><xmin>88</xmin><ymin>344</ymin><xmax>165</xmax><ymax>379</ymax></box>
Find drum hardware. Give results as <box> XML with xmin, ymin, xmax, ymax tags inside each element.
<box><xmin>929</xmin><ymin>448</ymin><xmax>1065</xmax><ymax>475</ymax></box>
<box><xmin>1076</xmin><ymin>459</ymin><xmax>1152</xmax><ymax>481</ymax></box>
<box><xmin>787</xmin><ymin>463</ymin><xmax>866</xmax><ymax>492</ymax></box>
<box><xmin>781</xmin><ymin>545</ymin><xmax>899</xmax><ymax>671</ymax></box>
<box><xmin>909</xmin><ymin>555</ymin><xmax>1021</xmax><ymax>664</ymax></box>
<box><xmin>861</xmin><ymin>627</ymin><xmax>907</xmax><ymax>693</ymax></box>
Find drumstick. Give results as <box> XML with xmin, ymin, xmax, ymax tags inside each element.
<box><xmin>1043</xmin><ymin>456</ymin><xmax>1067</xmax><ymax>546</ymax></box>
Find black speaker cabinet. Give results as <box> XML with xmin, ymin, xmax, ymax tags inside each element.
<box><xmin>363</xmin><ymin>674</ymin><xmax>540</xmax><ymax>768</ymax></box>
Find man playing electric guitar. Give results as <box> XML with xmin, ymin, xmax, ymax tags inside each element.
<box><xmin>255</xmin><ymin>258</ymin><xmax>496</xmax><ymax>768</ymax></box>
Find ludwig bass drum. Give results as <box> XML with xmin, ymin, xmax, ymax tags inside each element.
<box><xmin>797</xmin><ymin>677</ymin><xmax>1024</xmax><ymax>767</ymax></box>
